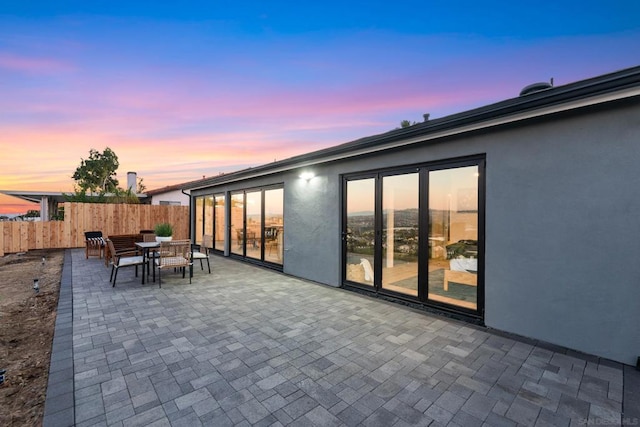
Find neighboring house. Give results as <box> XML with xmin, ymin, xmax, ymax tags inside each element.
<box><xmin>143</xmin><ymin>177</ymin><xmax>210</xmax><ymax>206</ymax></box>
<box><xmin>0</xmin><ymin>191</ymin><xmax>66</xmax><ymax>220</ymax></box>
<box><xmin>183</xmin><ymin>65</ymin><xmax>640</xmax><ymax>365</ymax></box>
<box><xmin>143</xmin><ymin>183</ymin><xmax>188</xmax><ymax>206</ymax></box>
<box><xmin>0</xmin><ymin>173</ymin><xmax>147</xmax><ymax>219</ymax></box>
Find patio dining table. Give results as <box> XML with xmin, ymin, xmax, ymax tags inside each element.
<box><xmin>135</xmin><ymin>241</ymin><xmax>160</xmax><ymax>284</ymax></box>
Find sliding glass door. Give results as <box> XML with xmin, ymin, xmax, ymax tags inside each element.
<box><xmin>343</xmin><ymin>158</ymin><xmax>484</xmax><ymax>318</ymax></box>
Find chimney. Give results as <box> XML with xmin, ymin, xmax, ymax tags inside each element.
<box><xmin>127</xmin><ymin>171</ymin><xmax>137</xmax><ymax>191</ymax></box>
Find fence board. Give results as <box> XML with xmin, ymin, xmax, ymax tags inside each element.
<box><xmin>0</xmin><ymin>203</ymin><xmax>189</xmax><ymax>255</ymax></box>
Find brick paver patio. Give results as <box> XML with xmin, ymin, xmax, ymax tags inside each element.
<box><xmin>43</xmin><ymin>249</ymin><xmax>638</xmax><ymax>426</ymax></box>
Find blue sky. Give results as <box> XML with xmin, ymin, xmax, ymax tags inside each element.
<box><xmin>1</xmin><ymin>1</ymin><xmax>639</xmax><ymax>214</ymax></box>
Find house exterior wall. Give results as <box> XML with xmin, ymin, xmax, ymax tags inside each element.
<box><xmin>193</xmin><ymin>98</ymin><xmax>640</xmax><ymax>365</ymax></box>
<box><xmin>484</xmin><ymin>101</ymin><xmax>640</xmax><ymax>366</ymax></box>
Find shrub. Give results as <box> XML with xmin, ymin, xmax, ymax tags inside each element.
<box><xmin>154</xmin><ymin>223</ymin><xmax>173</xmax><ymax>237</ymax></box>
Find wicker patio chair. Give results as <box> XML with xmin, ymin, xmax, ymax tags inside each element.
<box><xmin>142</xmin><ymin>233</ymin><xmax>157</xmax><ymax>242</ymax></box>
<box><xmin>191</xmin><ymin>235</ymin><xmax>212</xmax><ymax>274</ymax></box>
<box><xmin>106</xmin><ymin>239</ymin><xmax>145</xmax><ymax>287</ymax></box>
<box><xmin>155</xmin><ymin>239</ymin><xmax>192</xmax><ymax>288</ymax></box>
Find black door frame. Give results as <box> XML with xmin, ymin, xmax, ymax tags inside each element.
<box><xmin>341</xmin><ymin>155</ymin><xmax>485</xmax><ymax>321</ymax></box>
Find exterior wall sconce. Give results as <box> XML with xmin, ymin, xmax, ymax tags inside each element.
<box><xmin>299</xmin><ymin>172</ymin><xmax>315</xmax><ymax>181</ymax></box>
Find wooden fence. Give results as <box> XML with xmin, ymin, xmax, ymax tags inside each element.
<box><xmin>0</xmin><ymin>202</ymin><xmax>189</xmax><ymax>256</ymax></box>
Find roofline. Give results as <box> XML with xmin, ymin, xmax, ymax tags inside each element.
<box><xmin>145</xmin><ymin>177</ymin><xmax>210</xmax><ymax>195</ymax></box>
<box><xmin>0</xmin><ymin>191</ymin><xmax>65</xmax><ymax>204</ymax></box>
<box><xmin>182</xmin><ymin>65</ymin><xmax>640</xmax><ymax>191</ymax></box>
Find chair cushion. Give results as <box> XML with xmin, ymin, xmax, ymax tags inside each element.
<box><xmin>191</xmin><ymin>252</ymin><xmax>208</xmax><ymax>259</ymax></box>
<box><xmin>87</xmin><ymin>237</ymin><xmax>105</xmax><ymax>246</ymax></box>
<box><xmin>118</xmin><ymin>256</ymin><xmax>144</xmax><ymax>267</ymax></box>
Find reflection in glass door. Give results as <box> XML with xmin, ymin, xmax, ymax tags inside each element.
<box><xmin>228</xmin><ymin>187</ymin><xmax>284</xmax><ymax>265</ymax></box>
<box><xmin>381</xmin><ymin>173</ymin><xmax>419</xmax><ymax>296</ymax></box>
<box><xmin>343</xmin><ymin>158</ymin><xmax>483</xmax><ymax>318</ymax></box>
<box><xmin>428</xmin><ymin>166</ymin><xmax>479</xmax><ymax>310</ymax></box>
<box><xmin>214</xmin><ymin>194</ymin><xmax>225</xmax><ymax>251</ymax></box>
<box><xmin>245</xmin><ymin>191</ymin><xmax>262</xmax><ymax>260</ymax></box>
<box><xmin>195</xmin><ymin>196</ymin><xmax>204</xmax><ymax>244</ymax></box>
<box><xmin>264</xmin><ymin>188</ymin><xmax>284</xmax><ymax>265</ymax></box>
<box><xmin>345</xmin><ymin>178</ymin><xmax>375</xmax><ymax>286</ymax></box>
<box><xmin>230</xmin><ymin>193</ymin><xmax>244</xmax><ymax>256</ymax></box>
<box><xmin>203</xmin><ymin>196</ymin><xmax>214</xmax><ymax>248</ymax></box>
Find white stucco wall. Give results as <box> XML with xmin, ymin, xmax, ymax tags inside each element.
<box><xmin>150</xmin><ymin>189</ymin><xmax>189</xmax><ymax>206</ymax></box>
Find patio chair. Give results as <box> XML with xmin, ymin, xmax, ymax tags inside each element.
<box><xmin>142</xmin><ymin>233</ymin><xmax>157</xmax><ymax>242</ymax></box>
<box><xmin>155</xmin><ymin>239</ymin><xmax>192</xmax><ymax>288</ymax></box>
<box><xmin>191</xmin><ymin>235</ymin><xmax>212</xmax><ymax>274</ymax></box>
<box><xmin>84</xmin><ymin>231</ymin><xmax>105</xmax><ymax>259</ymax></box>
<box><xmin>265</xmin><ymin>227</ymin><xmax>279</xmax><ymax>255</ymax></box>
<box><xmin>106</xmin><ymin>239</ymin><xmax>145</xmax><ymax>287</ymax></box>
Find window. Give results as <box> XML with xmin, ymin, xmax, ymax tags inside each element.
<box><xmin>229</xmin><ymin>186</ymin><xmax>283</xmax><ymax>266</ymax></box>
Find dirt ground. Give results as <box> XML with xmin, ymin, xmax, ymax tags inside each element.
<box><xmin>0</xmin><ymin>249</ymin><xmax>64</xmax><ymax>427</ymax></box>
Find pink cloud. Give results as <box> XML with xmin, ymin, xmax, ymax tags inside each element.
<box><xmin>0</xmin><ymin>53</ymin><xmax>73</xmax><ymax>74</ymax></box>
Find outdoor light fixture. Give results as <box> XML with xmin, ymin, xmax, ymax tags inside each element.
<box><xmin>33</xmin><ymin>279</ymin><xmax>39</xmax><ymax>293</ymax></box>
<box><xmin>299</xmin><ymin>172</ymin><xmax>315</xmax><ymax>181</ymax></box>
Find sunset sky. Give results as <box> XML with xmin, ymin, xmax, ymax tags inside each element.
<box><xmin>1</xmin><ymin>1</ymin><xmax>639</xmax><ymax>215</ymax></box>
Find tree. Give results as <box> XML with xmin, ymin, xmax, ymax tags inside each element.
<box><xmin>400</xmin><ymin>120</ymin><xmax>417</xmax><ymax>128</ymax></box>
<box><xmin>24</xmin><ymin>209</ymin><xmax>40</xmax><ymax>218</ymax></box>
<box><xmin>72</xmin><ymin>147</ymin><xmax>120</xmax><ymax>193</ymax></box>
<box><xmin>136</xmin><ymin>177</ymin><xmax>146</xmax><ymax>193</ymax></box>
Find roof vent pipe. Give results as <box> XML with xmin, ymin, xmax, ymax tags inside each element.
<box><xmin>519</xmin><ymin>78</ymin><xmax>554</xmax><ymax>96</ymax></box>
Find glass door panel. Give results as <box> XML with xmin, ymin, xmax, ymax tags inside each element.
<box><xmin>428</xmin><ymin>166</ymin><xmax>478</xmax><ymax>310</ymax></box>
<box><xmin>245</xmin><ymin>191</ymin><xmax>262</xmax><ymax>260</ymax></box>
<box><xmin>345</xmin><ymin>178</ymin><xmax>375</xmax><ymax>286</ymax></box>
<box><xmin>203</xmin><ymin>196</ymin><xmax>214</xmax><ymax>248</ymax></box>
<box><xmin>230</xmin><ymin>193</ymin><xmax>244</xmax><ymax>256</ymax></box>
<box><xmin>264</xmin><ymin>188</ymin><xmax>284</xmax><ymax>264</ymax></box>
<box><xmin>194</xmin><ymin>196</ymin><xmax>204</xmax><ymax>244</ymax></box>
<box><xmin>214</xmin><ymin>194</ymin><xmax>225</xmax><ymax>251</ymax></box>
<box><xmin>381</xmin><ymin>173</ymin><xmax>419</xmax><ymax>296</ymax></box>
